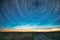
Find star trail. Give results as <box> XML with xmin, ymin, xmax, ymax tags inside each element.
<box><xmin>0</xmin><ymin>0</ymin><xmax>60</xmax><ymax>29</ymax></box>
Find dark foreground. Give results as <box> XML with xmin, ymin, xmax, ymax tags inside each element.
<box><xmin>0</xmin><ymin>32</ymin><xmax>60</xmax><ymax>40</ymax></box>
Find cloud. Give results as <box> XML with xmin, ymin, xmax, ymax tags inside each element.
<box><xmin>13</xmin><ymin>24</ymin><xmax>59</xmax><ymax>30</ymax></box>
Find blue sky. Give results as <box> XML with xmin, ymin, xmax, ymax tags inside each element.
<box><xmin>0</xmin><ymin>0</ymin><xmax>60</xmax><ymax>29</ymax></box>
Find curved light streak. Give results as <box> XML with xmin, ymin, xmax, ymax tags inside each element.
<box><xmin>0</xmin><ymin>0</ymin><xmax>60</xmax><ymax>29</ymax></box>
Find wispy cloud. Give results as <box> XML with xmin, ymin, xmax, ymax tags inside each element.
<box><xmin>13</xmin><ymin>24</ymin><xmax>59</xmax><ymax>30</ymax></box>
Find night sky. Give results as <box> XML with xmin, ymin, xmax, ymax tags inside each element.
<box><xmin>0</xmin><ymin>0</ymin><xmax>60</xmax><ymax>29</ymax></box>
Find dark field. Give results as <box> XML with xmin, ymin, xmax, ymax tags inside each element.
<box><xmin>0</xmin><ymin>32</ymin><xmax>60</xmax><ymax>40</ymax></box>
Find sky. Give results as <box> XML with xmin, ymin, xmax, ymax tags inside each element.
<box><xmin>0</xmin><ymin>0</ymin><xmax>60</xmax><ymax>29</ymax></box>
